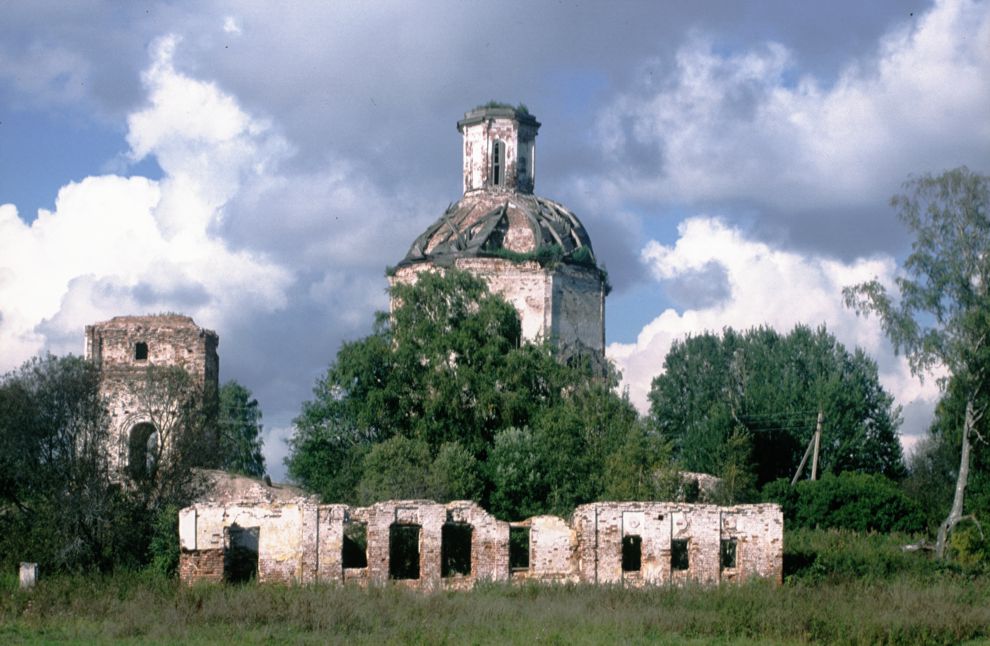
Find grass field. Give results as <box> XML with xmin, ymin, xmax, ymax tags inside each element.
<box><xmin>2</xmin><ymin>530</ymin><xmax>988</xmax><ymax>645</ymax></box>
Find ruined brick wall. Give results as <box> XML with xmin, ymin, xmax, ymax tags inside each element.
<box><xmin>394</xmin><ymin>258</ymin><xmax>605</xmax><ymax>357</ymax></box>
<box><xmin>526</xmin><ymin>516</ymin><xmax>577</xmax><ymax>581</ymax></box>
<box><xmin>549</xmin><ymin>263</ymin><xmax>606</xmax><ymax>355</ymax></box>
<box><xmin>720</xmin><ymin>504</ymin><xmax>784</xmax><ymax>584</ymax></box>
<box><xmin>179</xmin><ymin>548</ymin><xmax>224</xmax><ymax>583</ymax></box>
<box><xmin>84</xmin><ymin>314</ymin><xmax>218</xmax><ymax>474</ymax></box>
<box><xmin>572</xmin><ymin>503</ymin><xmax>782</xmax><ymax>586</ymax></box>
<box><xmin>446</xmin><ymin>501</ymin><xmax>510</xmax><ymax>585</ymax></box>
<box><xmin>450</xmin><ymin>258</ymin><xmax>551</xmax><ymax>344</ymax></box>
<box><xmin>179</xmin><ymin>500</ymin><xmax>781</xmax><ymax>589</ymax></box>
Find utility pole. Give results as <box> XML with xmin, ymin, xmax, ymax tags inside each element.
<box><xmin>791</xmin><ymin>408</ymin><xmax>824</xmax><ymax>486</ymax></box>
<box><xmin>810</xmin><ymin>408</ymin><xmax>823</xmax><ymax>481</ymax></box>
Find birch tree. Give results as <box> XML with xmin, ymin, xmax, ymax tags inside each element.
<box><xmin>844</xmin><ymin>167</ymin><xmax>990</xmax><ymax>559</ymax></box>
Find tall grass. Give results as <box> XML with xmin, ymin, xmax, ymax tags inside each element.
<box><xmin>2</xmin><ymin>531</ymin><xmax>988</xmax><ymax>645</ymax></box>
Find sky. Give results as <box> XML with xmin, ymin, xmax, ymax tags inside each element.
<box><xmin>1</xmin><ymin>0</ymin><xmax>988</xmax><ymax>481</ymax></box>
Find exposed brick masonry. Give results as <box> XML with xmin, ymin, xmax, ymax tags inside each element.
<box><xmin>179</xmin><ymin>500</ymin><xmax>782</xmax><ymax>588</ymax></box>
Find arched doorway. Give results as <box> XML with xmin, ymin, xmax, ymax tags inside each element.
<box><xmin>128</xmin><ymin>422</ymin><xmax>158</xmax><ymax>480</ymax></box>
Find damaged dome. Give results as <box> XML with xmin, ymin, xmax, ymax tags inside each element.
<box><xmin>399</xmin><ymin>192</ymin><xmax>597</xmax><ymax>268</ymax></box>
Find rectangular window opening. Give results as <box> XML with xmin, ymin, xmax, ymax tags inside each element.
<box><xmin>721</xmin><ymin>538</ymin><xmax>737</xmax><ymax>570</ymax></box>
<box><xmin>389</xmin><ymin>524</ymin><xmax>421</xmax><ymax>580</ymax></box>
<box><xmin>441</xmin><ymin>523</ymin><xmax>472</xmax><ymax>577</ymax></box>
<box><xmin>671</xmin><ymin>539</ymin><xmax>690</xmax><ymax>571</ymax></box>
<box><xmin>135</xmin><ymin>341</ymin><xmax>148</xmax><ymax>361</ymax></box>
<box><xmin>342</xmin><ymin>520</ymin><xmax>367</xmax><ymax>569</ymax></box>
<box><xmin>509</xmin><ymin>526</ymin><xmax>530</xmax><ymax>571</ymax></box>
<box><xmin>622</xmin><ymin>535</ymin><xmax>642</xmax><ymax>572</ymax></box>
<box><xmin>492</xmin><ymin>140</ymin><xmax>503</xmax><ymax>185</ymax></box>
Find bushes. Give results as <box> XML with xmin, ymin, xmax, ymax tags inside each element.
<box><xmin>783</xmin><ymin>528</ymin><xmax>944</xmax><ymax>583</ymax></box>
<box><xmin>764</xmin><ymin>472</ymin><xmax>925</xmax><ymax>533</ymax></box>
<box><xmin>148</xmin><ymin>504</ymin><xmax>181</xmax><ymax>577</ymax></box>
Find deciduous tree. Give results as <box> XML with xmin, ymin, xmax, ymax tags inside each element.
<box><xmin>218</xmin><ymin>380</ymin><xmax>266</xmax><ymax>478</ymax></box>
<box><xmin>649</xmin><ymin>325</ymin><xmax>903</xmax><ymax>489</ymax></box>
<box><xmin>287</xmin><ymin>269</ymin><xmax>652</xmax><ymax>517</ymax></box>
<box><xmin>844</xmin><ymin>166</ymin><xmax>990</xmax><ymax>559</ymax></box>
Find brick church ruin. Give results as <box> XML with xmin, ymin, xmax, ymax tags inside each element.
<box><xmin>390</xmin><ymin>104</ymin><xmax>608</xmax><ymax>360</ymax></box>
<box><xmin>179</xmin><ymin>499</ymin><xmax>783</xmax><ymax>587</ymax></box>
<box><xmin>85</xmin><ymin>314</ymin><xmax>218</xmax><ymax>477</ymax></box>
<box><xmin>88</xmin><ymin>106</ymin><xmax>783</xmax><ymax>588</ymax></box>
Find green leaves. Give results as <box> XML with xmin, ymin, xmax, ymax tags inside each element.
<box><xmin>218</xmin><ymin>381</ymin><xmax>266</xmax><ymax>478</ymax></box>
<box><xmin>845</xmin><ymin>167</ymin><xmax>990</xmax><ymax>382</ymax></box>
<box><xmin>844</xmin><ymin>168</ymin><xmax>990</xmax><ymax>560</ymax></box>
<box><xmin>649</xmin><ymin>325</ymin><xmax>904</xmax><ymax>487</ymax></box>
<box><xmin>764</xmin><ymin>473</ymin><xmax>925</xmax><ymax>534</ymax></box>
<box><xmin>287</xmin><ymin>269</ymin><xmax>650</xmax><ymax>517</ymax></box>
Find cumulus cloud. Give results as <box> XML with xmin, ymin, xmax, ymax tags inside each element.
<box><xmin>0</xmin><ymin>35</ymin><xmax>292</xmax><ymax>369</ymax></box>
<box><xmin>607</xmin><ymin>217</ymin><xmax>941</xmax><ymax>450</ymax></box>
<box><xmin>594</xmin><ymin>0</ymin><xmax>990</xmax><ymax>255</ymax></box>
<box><xmin>0</xmin><ymin>33</ymin><xmax>430</xmax><ymax>477</ymax></box>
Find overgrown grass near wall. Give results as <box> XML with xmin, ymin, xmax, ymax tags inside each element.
<box><xmin>2</xmin><ymin>530</ymin><xmax>988</xmax><ymax>645</ymax></box>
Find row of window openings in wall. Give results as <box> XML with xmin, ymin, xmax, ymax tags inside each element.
<box><xmin>218</xmin><ymin>524</ymin><xmax>739</xmax><ymax>584</ymax></box>
<box><xmin>219</xmin><ymin>522</ymin><xmax>477</xmax><ymax>583</ymax></box>
<box><xmin>342</xmin><ymin>522</ymin><xmax>478</xmax><ymax>580</ymax></box>
<box><xmin>344</xmin><ymin>523</ymin><xmax>738</xmax><ymax>580</ymax></box>
<box><xmin>621</xmin><ymin>536</ymin><xmax>739</xmax><ymax>573</ymax></box>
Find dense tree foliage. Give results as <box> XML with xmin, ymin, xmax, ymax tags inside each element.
<box><xmin>0</xmin><ymin>356</ymin><xmax>215</xmax><ymax>574</ymax></box>
<box><xmin>218</xmin><ymin>380</ymin><xmax>266</xmax><ymax>478</ymax></box>
<box><xmin>287</xmin><ymin>270</ymin><xmax>673</xmax><ymax>517</ymax></box>
<box><xmin>0</xmin><ymin>355</ymin><xmax>131</xmax><ymax>571</ymax></box>
<box><xmin>763</xmin><ymin>473</ymin><xmax>924</xmax><ymax>533</ymax></box>
<box><xmin>649</xmin><ymin>325</ymin><xmax>904</xmax><ymax>489</ymax></box>
<box><xmin>845</xmin><ymin>167</ymin><xmax>990</xmax><ymax>558</ymax></box>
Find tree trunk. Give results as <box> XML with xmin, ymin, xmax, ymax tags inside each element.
<box><xmin>935</xmin><ymin>397</ymin><xmax>975</xmax><ymax>560</ymax></box>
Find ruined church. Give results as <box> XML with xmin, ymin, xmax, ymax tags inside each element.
<box><xmin>84</xmin><ymin>314</ymin><xmax>218</xmax><ymax>477</ymax></box>
<box><xmin>390</xmin><ymin>104</ymin><xmax>607</xmax><ymax>359</ymax></box>
<box><xmin>83</xmin><ymin>106</ymin><xmax>783</xmax><ymax>589</ymax></box>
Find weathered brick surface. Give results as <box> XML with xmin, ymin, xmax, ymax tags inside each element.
<box><xmin>179</xmin><ymin>549</ymin><xmax>223</xmax><ymax>584</ymax></box>
<box><xmin>391</xmin><ymin>107</ymin><xmax>606</xmax><ymax>360</ymax></box>
<box><xmin>84</xmin><ymin>314</ymin><xmax>218</xmax><ymax>474</ymax></box>
<box><xmin>573</xmin><ymin>503</ymin><xmax>783</xmax><ymax>586</ymax></box>
<box><xmin>458</xmin><ymin>105</ymin><xmax>538</xmax><ymax>195</ymax></box>
<box><xmin>445</xmin><ymin>500</ymin><xmax>510</xmax><ymax>585</ymax></box>
<box><xmin>528</xmin><ymin>515</ymin><xmax>577</xmax><ymax>581</ymax></box>
<box><xmin>178</xmin><ymin>500</ymin><xmax>782</xmax><ymax>589</ymax></box>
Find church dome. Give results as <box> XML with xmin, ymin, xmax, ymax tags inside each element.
<box><xmin>398</xmin><ymin>191</ymin><xmax>597</xmax><ymax>268</ymax></box>
<box><xmin>398</xmin><ymin>103</ymin><xmax>598</xmax><ymax>270</ymax></box>
<box><xmin>391</xmin><ymin>105</ymin><xmax>607</xmax><ymax>358</ymax></box>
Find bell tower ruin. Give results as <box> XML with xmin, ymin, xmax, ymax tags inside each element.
<box><xmin>84</xmin><ymin>314</ymin><xmax>219</xmax><ymax>478</ymax></box>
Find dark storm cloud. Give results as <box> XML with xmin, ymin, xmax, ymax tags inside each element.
<box><xmin>662</xmin><ymin>260</ymin><xmax>732</xmax><ymax>311</ymax></box>
<box><xmin>0</xmin><ymin>0</ymin><xmax>968</xmax><ymax>478</ymax></box>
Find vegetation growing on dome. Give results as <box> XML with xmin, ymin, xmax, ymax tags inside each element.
<box><xmin>570</xmin><ymin>246</ymin><xmax>595</xmax><ymax>267</ymax></box>
<box><xmin>483</xmin><ymin>243</ymin><xmax>608</xmax><ymax>292</ymax></box>
<box><xmin>477</xmin><ymin>100</ymin><xmax>531</xmax><ymax>115</ymax></box>
<box><xmin>486</xmin><ymin>244</ymin><xmax>564</xmax><ymax>268</ymax></box>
